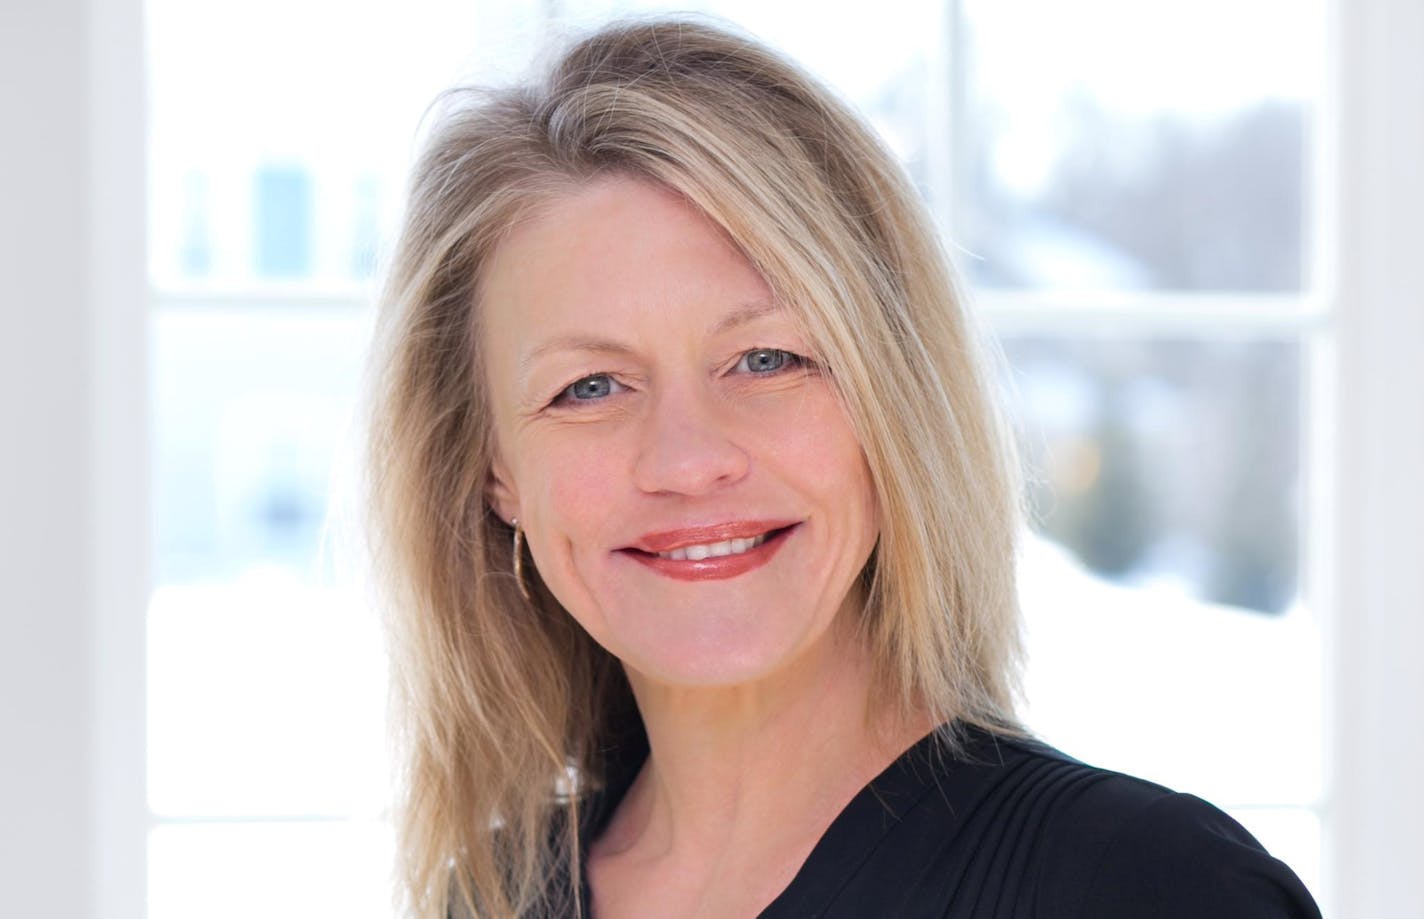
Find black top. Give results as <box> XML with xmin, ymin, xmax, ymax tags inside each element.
<box><xmin>576</xmin><ymin>724</ymin><xmax>1321</xmax><ymax>918</ymax></box>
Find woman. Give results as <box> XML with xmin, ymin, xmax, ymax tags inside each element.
<box><xmin>367</xmin><ymin>17</ymin><xmax>1321</xmax><ymax>919</ymax></box>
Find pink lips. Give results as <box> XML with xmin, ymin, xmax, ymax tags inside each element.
<box><xmin>622</xmin><ymin>520</ymin><xmax>798</xmax><ymax>581</ymax></box>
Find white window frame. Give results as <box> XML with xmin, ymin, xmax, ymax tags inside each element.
<box><xmin>7</xmin><ymin>0</ymin><xmax>1412</xmax><ymax>916</ymax></box>
<box><xmin>1323</xmin><ymin>0</ymin><xmax>1424</xmax><ymax>913</ymax></box>
<box><xmin>2</xmin><ymin>0</ymin><xmax>147</xmax><ymax>917</ymax></box>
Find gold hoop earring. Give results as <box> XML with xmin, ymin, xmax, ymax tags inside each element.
<box><xmin>511</xmin><ymin>518</ymin><xmax>532</xmax><ymax>602</ymax></box>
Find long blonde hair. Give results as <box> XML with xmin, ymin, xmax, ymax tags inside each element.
<box><xmin>367</xmin><ymin>17</ymin><xmax>1023</xmax><ymax>918</ymax></box>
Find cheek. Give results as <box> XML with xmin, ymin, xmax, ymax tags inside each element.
<box><xmin>524</xmin><ymin>433</ymin><xmax>629</xmax><ymax>547</ymax></box>
<box><xmin>518</xmin><ymin>435</ymin><xmax>635</xmax><ymax>644</ymax></box>
<box><xmin>768</xmin><ymin>395</ymin><xmax>876</xmax><ymax>506</ymax></box>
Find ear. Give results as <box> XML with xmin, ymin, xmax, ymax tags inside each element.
<box><xmin>485</xmin><ymin>453</ymin><xmax>521</xmax><ymax>525</ymax></box>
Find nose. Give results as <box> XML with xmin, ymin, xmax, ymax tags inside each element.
<box><xmin>632</xmin><ymin>384</ymin><xmax>751</xmax><ymax>496</ymax></box>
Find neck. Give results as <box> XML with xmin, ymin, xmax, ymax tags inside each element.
<box><xmin>596</xmin><ymin>615</ymin><xmax>936</xmax><ymax>865</ymax></box>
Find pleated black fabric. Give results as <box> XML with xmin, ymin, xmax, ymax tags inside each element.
<box><xmin>577</xmin><ymin>724</ymin><xmax>1322</xmax><ymax>918</ymax></box>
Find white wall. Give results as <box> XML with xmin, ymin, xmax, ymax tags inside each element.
<box><xmin>0</xmin><ymin>0</ymin><xmax>147</xmax><ymax>917</ymax></box>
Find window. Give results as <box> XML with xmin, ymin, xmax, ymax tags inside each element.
<box><xmin>948</xmin><ymin>0</ymin><xmax>1326</xmax><ymax>890</ymax></box>
<box><xmin>145</xmin><ymin>0</ymin><xmax>1332</xmax><ymax>912</ymax></box>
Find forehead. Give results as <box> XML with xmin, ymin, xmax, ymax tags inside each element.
<box><xmin>479</xmin><ymin>176</ymin><xmax>775</xmax><ymax>338</ymax></box>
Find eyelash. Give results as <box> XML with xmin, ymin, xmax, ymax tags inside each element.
<box><xmin>548</xmin><ymin>348</ymin><xmax>811</xmax><ymax>408</ymax></box>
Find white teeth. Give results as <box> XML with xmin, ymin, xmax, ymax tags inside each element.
<box><xmin>657</xmin><ymin>533</ymin><xmax>768</xmax><ymax>561</ymax></box>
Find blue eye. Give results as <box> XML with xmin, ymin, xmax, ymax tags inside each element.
<box><xmin>737</xmin><ymin>349</ymin><xmax>797</xmax><ymax>374</ymax></box>
<box><xmin>557</xmin><ymin>373</ymin><xmax>624</xmax><ymax>403</ymax></box>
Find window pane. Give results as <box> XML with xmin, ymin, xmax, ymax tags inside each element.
<box><xmin>1010</xmin><ymin>336</ymin><xmax>1320</xmax><ymax>809</ymax></box>
<box><xmin>145</xmin><ymin>0</ymin><xmax>544</xmax><ymax>288</ymax></box>
<box><xmin>958</xmin><ymin>0</ymin><xmax>1319</xmax><ymax>292</ymax></box>
<box><xmin>1004</xmin><ymin>336</ymin><xmax>1301</xmax><ymax>614</ymax></box>
<box><xmin>1020</xmin><ymin>539</ymin><xmax>1322</xmax><ymax>806</ymax></box>
<box><xmin>147</xmin><ymin>582</ymin><xmax>389</xmax><ymax>817</ymax></box>
<box><xmin>151</xmin><ymin>306</ymin><xmax>371</xmax><ymax>583</ymax></box>
<box><xmin>149</xmin><ymin>306</ymin><xmax>386</xmax><ymax>817</ymax></box>
<box><xmin>149</xmin><ymin>822</ymin><xmax>395</xmax><ymax>919</ymax></box>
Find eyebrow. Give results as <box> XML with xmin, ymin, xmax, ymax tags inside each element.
<box><xmin>711</xmin><ymin>300</ymin><xmax>781</xmax><ymax>335</ymax></box>
<box><xmin>518</xmin><ymin>301</ymin><xmax>783</xmax><ymax>374</ymax></box>
<box><xmin>518</xmin><ymin>337</ymin><xmax>636</xmax><ymax>379</ymax></box>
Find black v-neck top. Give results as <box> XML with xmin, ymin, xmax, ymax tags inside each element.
<box><xmin>574</xmin><ymin>724</ymin><xmax>1321</xmax><ymax>918</ymax></box>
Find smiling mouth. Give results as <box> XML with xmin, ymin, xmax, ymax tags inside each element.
<box><xmin>654</xmin><ymin>533</ymin><xmax>768</xmax><ymax>561</ymax></box>
<box><xmin>620</xmin><ymin>523</ymin><xmax>798</xmax><ymax>581</ymax></box>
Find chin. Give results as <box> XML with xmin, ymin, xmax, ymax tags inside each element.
<box><xmin>603</xmin><ymin>605</ymin><xmax>830</xmax><ymax>691</ymax></box>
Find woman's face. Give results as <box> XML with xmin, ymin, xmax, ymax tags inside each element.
<box><xmin>481</xmin><ymin>176</ymin><xmax>879</xmax><ymax>688</ymax></box>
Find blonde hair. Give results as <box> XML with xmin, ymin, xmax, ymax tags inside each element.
<box><xmin>367</xmin><ymin>17</ymin><xmax>1023</xmax><ymax>919</ymax></box>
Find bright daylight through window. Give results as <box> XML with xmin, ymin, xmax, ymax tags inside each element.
<box><xmin>145</xmin><ymin>1</ymin><xmax>1325</xmax><ymax>914</ymax></box>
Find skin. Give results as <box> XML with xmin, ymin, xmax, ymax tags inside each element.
<box><xmin>482</xmin><ymin>176</ymin><xmax>933</xmax><ymax>917</ymax></box>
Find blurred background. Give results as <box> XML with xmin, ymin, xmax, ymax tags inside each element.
<box><xmin>4</xmin><ymin>0</ymin><xmax>1422</xmax><ymax>916</ymax></box>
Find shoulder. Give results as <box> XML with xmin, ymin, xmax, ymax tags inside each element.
<box><xmin>757</xmin><ymin>725</ymin><xmax>1320</xmax><ymax>919</ymax></box>
<box><xmin>966</xmin><ymin>731</ymin><xmax>1322</xmax><ymax>919</ymax></box>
